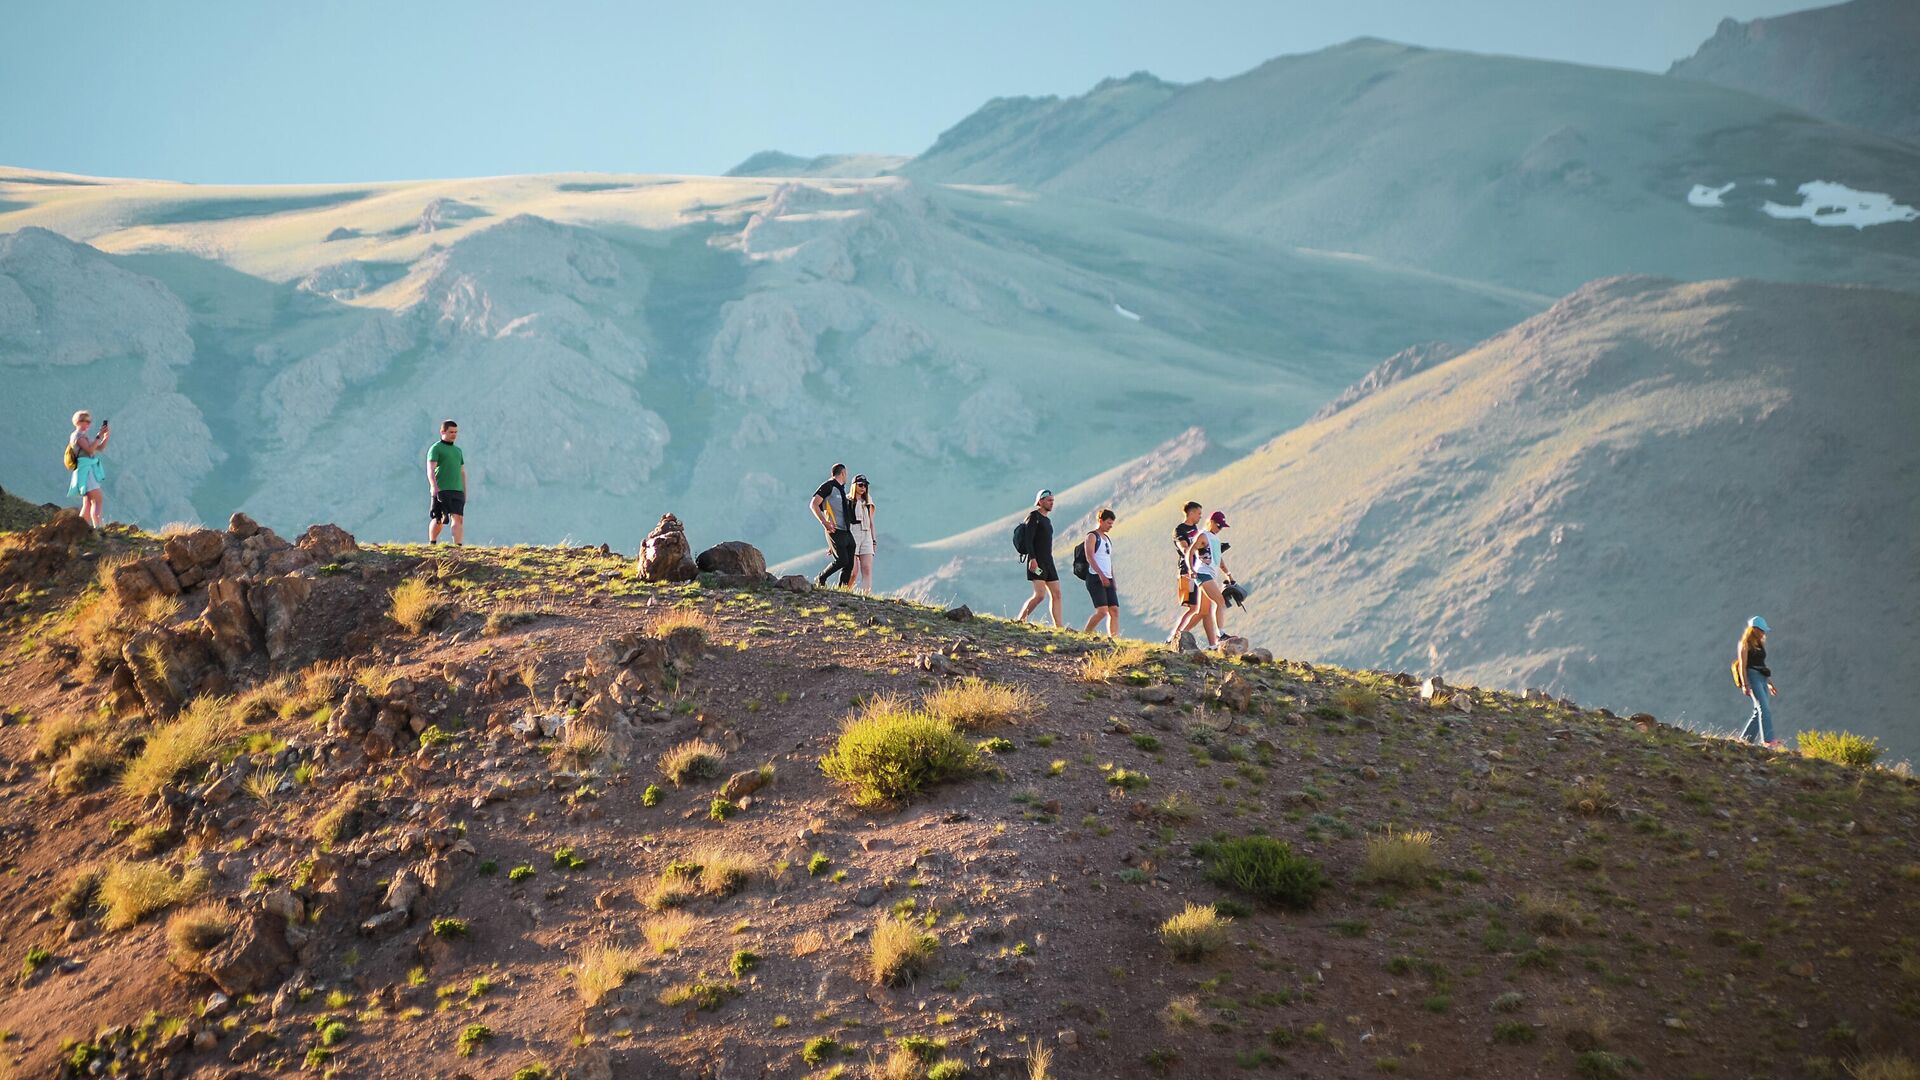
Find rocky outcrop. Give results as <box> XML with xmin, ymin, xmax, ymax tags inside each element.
<box><xmin>247</xmin><ymin>575</ymin><xmax>314</xmax><ymax>661</ymax></box>
<box><xmin>201</xmin><ymin>578</ymin><xmax>261</xmax><ymax>668</ymax></box>
<box><xmin>123</xmin><ymin>627</ymin><xmax>223</xmax><ymax>715</ymax></box>
<box><xmin>110</xmin><ymin>557</ymin><xmax>181</xmax><ymax>607</ymax></box>
<box><xmin>695</xmin><ymin>541</ymin><xmax>766</xmax><ymax>579</ymax></box>
<box><xmin>296</xmin><ymin>523</ymin><xmax>357</xmax><ymax>563</ymax></box>
<box><xmin>638</xmin><ymin>514</ymin><xmax>698</xmax><ymax>583</ymax></box>
<box><xmin>198</xmin><ymin>910</ymin><xmax>296</xmax><ymax>996</ymax></box>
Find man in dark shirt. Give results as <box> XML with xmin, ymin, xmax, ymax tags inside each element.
<box><xmin>1166</xmin><ymin>501</ymin><xmax>1203</xmax><ymax>643</ymax></box>
<box><xmin>810</xmin><ymin>463</ymin><xmax>856</xmax><ymax>587</ymax></box>
<box><xmin>1015</xmin><ymin>489</ymin><xmax>1063</xmax><ymax>627</ymax></box>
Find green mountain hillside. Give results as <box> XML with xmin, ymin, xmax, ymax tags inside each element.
<box><xmin>1098</xmin><ymin>276</ymin><xmax>1920</xmax><ymax>761</ymax></box>
<box><xmin>908</xmin><ymin>38</ymin><xmax>1920</xmax><ymax>294</ymax></box>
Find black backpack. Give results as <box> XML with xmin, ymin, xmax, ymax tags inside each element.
<box><xmin>1011</xmin><ymin>517</ymin><xmax>1031</xmax><ymax>557</ymax></box>
<box><xmin>1071</xmin><ymin>534</ymin><xmax>1093</xmax><ymax>580</ymax></box>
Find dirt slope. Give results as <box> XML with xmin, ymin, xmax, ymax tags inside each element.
<box><xmin>1104</xmin><ymin>276</ymin><xmax>1920</xmax><ymax>763</ymax></box>
<box><xmin>0</xmin><ymin>512</ymin><xmax>1916</xmax><ymax>1079</ymax></box>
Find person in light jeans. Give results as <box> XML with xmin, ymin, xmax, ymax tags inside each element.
<box><xmin>1734</xmin><ymin>615</ymin><xmax>1780</xmax><ymax>747</ymax></box>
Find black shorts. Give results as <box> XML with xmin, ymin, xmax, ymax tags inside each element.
<box><xmin>1085</xmin><ymin>577</ymin><xmax>1118</xmax><ymax>608</ymax></box>
<box><xmin>430</xmin><ymin>490</ymin><xmax>466</xmax><ymax>522</ymax></box>
<box><xmin>1026</xmin><ymin>559</ymin><xmax>1059</xmax><ymax>583</ymax></box>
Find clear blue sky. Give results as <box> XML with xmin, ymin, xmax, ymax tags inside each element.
<box><xmin>2</xmin><ymin>0</ymin><xmax>1815</xmax><ymax>184</ymax></box>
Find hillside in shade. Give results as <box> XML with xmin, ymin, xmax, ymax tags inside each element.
<box><xmin>1670</xmin><ymin>0</ymin><xmax>1920</xmax><ymax>144</ymax></box>
<box><xmin>1095</xmin><ymin>276</ymin><xmax>1920</xmax><ymax>761</ymax></box>
<box><xmin>907</xmin><ymin>38</ymin><xmax>1920</xmax><ymax>295</ymax></box>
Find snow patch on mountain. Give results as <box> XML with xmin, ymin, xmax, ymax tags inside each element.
<box><xmin>1760</xmin><ymin>181</ymin><xmax>1918</xmax><ymax>229</ymax></box>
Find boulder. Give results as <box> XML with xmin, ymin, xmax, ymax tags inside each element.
<box><xmin>332</xmin><ymin>685</ymin><xmax>375</xmax><ymax>736</ymax></box>
<box><xmin>111</xmin><ymin>558</ymin><xmax>180</xmax><ymax>606</ymax></box>
<box><xmin>776</xmin><ymin>574</ymin><xmax>813</xmax><ymax>593</ymax></box>
<box><xmin>637</xmin><ymin>514</ymin><xmax>699</xmax><ymax>583</ymax></box>
<box><xmin>227</xmin><ymin>512</ymin><xmax>261</xmax><ymax>540</ymax></box>
<box><xmin>1419</xmin><ymin>676</ymin><xmax>1448</xmax><ymax>705</ymax></box>
<box><xmin>164</xmin><ymin>529</ymin><xmax>226</xmax><ymax>577</ymax></box>
<box><xmin>1219</xmin><ymin>636</ymin><xmax>1250</xmax><ymax>657</ymax></box>
<box><xmin>247</xmin><ymin>575</ymin><xmax>313</xmax><ymax>660</ymax></box>
<box><xmin>1214</xmin><ymin>672</ymin><xmax>1254</xmax><ymax>712</ymax></box>
<box><xmin>1244</xmin><ymin>648</ymin><xmax>1274</xmax><ymax>665</ymax></box>
<box><xmin>942</xmin><ymin>605</ymin><xmax>973</xmax><ymax>622</ymax></box>
<box><xmin>584</xmin><ymin>633</ymin><xmax>668</xmax><ymax>688</ymax></box>
<box><xmin>296</xmin><ymin>523</ymin><xmax>358</xmax><ymax>563</ymax></box>
<box><xmin>1175</xmin><ymin>632</ymin><xmax>1199</xmax><ymax>653</ymax></box>
<box><xmin>199</xmin><ymin>910</ymin><xmax>295</xmax><ymax>996</ymax></box>
<box><xmin>695</xmin><ymin>541</ymin><xmax>766</xmax><ymax>578</ymax></box>
<box><xmin>721</xmin><ymin>769</ymin><xmax>769</xmax><ymax>801</ymax></box>
<box><xmin>201</xmin><ymin>578</ymin><xmax>260</xmax><ymax>668</ymax></box>
<box><xmin>383</xmin><ymin>869</ymin><xmax>424</xmax><ymax>917</ymax></box>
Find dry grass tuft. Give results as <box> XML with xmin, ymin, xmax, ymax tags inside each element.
<box><xmin>1852</xmin><ymin>1055</ymin><xmax>1920</xmax><ymax>1080</ymax></box>
<box><xmin>1333</xmin><ymin>685</ymin><xmax>1381</xmax><ymax>717</ymax></box>
<box><xmin>388</xmin><ymin>578</ymin><xmax>452</xmax><ymax>634</ymax></box>
<box><xmin>1077</xmin><ymin>645</ymin><xmax>1154</xmax><ymax>684</ymax></box>
<box><xmin>100</xmin><ymin>861</ymin><xmax>208</xmax><ymax>930</ymax></box>
<box><xmin>312</xmin><ymin>782</ymin><xmax>374</xmax><ymax>846</ymax></box>
<box><xmin>869</xmin><ymin>913</ymin><xmax>937</xmax><ymax>986</ymax></box>
<box><xmin>34</xmin><ymin>714</ymin><xmax>104</xmax><ymax>762</ymax></box>
<box><xmin>922</xmin><ymin>677</ymin><xmax>1039</xmax><ymax>729</ymax></box>
<box><xmin>643</xmin><ymin>911</ymin><xmax>696</xmax><ymax>954</ymax></box>
<box><xmin>1027</xmin><ymin>1044</ymin><xmax>1055</xmax><ymax>1080</ymax></box>
<box><xmin>54</xmin><ymin>734</ymin><xmax>124</xmax><ymax>796</ymax></box>
<box><xmin>1159</xmin><ymin>902</ymin><xmax>1231</xmax><ymax>960</ymax></box>
<box><xmin>165</xmin><ymin>902</ymin><xmax>232</xmax><ymax>958</ymax></box>
<box><xmin>552</xmin><ymin>722</ymin><xmax>612</xmax><ymax>771</ymax></box>
<box><xmin>792</xmin><ymin>929</ymin><xmax>827</xmax><ymax>958</ymax></box>
<box><xmin>650</xmin><ymin>606</ymin><xmax>715</xmax><ymax>642</ymax></box>
<box><xmin>660</xmin><ymin>738</ymin><xmax>726</xmax><ymax>786</ymax></box>
<box><xmin>1362</xmin><ymin>829</ymin><xmax>1437</xmax><ymax>888</ymax></box>
<box><xmin>121</xmin><ymin>697</ymin><xmax>233</xmax><ymax>797</ymax></box>
<box><xmin>1518</xmin><ymin>891</ymin><xmax>1588</xmax><ymax>937</ymax></box>
<box><xmin>49</xmin><ymin>865</ymin><xmax>104</xmax><ymax>921</ymax></box>
<box><xmin>575</xmin><ymin>941</ymin><xmax>645</xmax><ymax>1006</ymax></box>
<box><xmin>1565</xmin><ymin>777</ymin><xmax>1618</xmax><ymax>817</ymax></box>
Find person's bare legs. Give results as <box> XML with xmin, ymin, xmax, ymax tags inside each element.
<box><xmin>1084</xmin><ymin>606</ymin><xmax>1117</xmax><ymax>637</ymax></box>
<box><xmin>1082</xmin><ymin>609</ymin><xmax>1103</xmax><ymax>634</ymax></box>
<box><xmin>1199</xmin><ymin>581</ymin><xmax>1226</xmax><ymax>645</ymax></box>
<box><xmin>1017</xmin><ymin>581</ymin><xmax>1047</xmax><ymax>622</ymax></box>
<box><xmin>429</xmin><ymin>513</ymin><xmax>443</xmax><ymax>544</ymax></box>
<box><xmin>82</xmin><ymin>489</ymin><xmax>103</xmax><ymax>528</ymax></box>
<box><xmin>1045</xmin><ymin>581</ymin><xmax>1064</xmax><ymax>628</ymax></box>
<box><xmin>854</xmin><ymin>554</ymin><xmax>874</xmax><ymax>593</ymax></box>
<box><xmin>450</xmin><ymin>514</ymin><xmax>464</xmax><ymax>546</ymax></box>
<box><xmin>1168</xmin><ymin>601</ymin><xmax>1198</xmax><ymax>643</ymax></box>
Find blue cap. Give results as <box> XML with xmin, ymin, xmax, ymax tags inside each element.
<box><xmin>1748</xmin><ymin>616</ymin><xmax>1770</xmax><ymax>632</ymax></box>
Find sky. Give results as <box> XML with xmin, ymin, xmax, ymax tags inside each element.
<box><xmin>1</xmin><ymin>0</ymin><xmax>1820</xmax><ymax>184</ymax></box>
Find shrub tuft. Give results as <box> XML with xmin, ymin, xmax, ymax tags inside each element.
<box><xmin>389</xmin><ymin>578</ymin><xmax>452</xmax><ymax>634</ymax></box>
<box><xmin>1796</xmin><ymin>729</ymin><xmax>1883</xmax><ymax>768</ymax></box>
<box><xmin>121</xmin><ymin>697</ymin><xmax>233</xmax><ymax>797</ymax></box>
<box><xmin>660</xmin><ymin>739</ymin><xmax>726</xmax><ymax>786</ymax></box>
<box><xmin>820</xmin><ymin>704</ymin><xmax>976</xmax><ymax>806</ymax></box>
<box><xmin>922</xmin><ymin>678</ymin><xmax>1038</xmax><ymax>729</ymax></box>
<box><xmin>1200</xmin><ymin>836</ymin><xmax>1327</xmax><ymax>909</ymax></box>
<box><xmin>1362</xmin><ymin>830</ymin><xmax>1436</xmax><ymax>888</ymax></box>
<box><xmin>870</xmin><ymin>913</ymin><xmax>938</xmax><ymax>985</ymax></box>
<box><xmin>1159</xmin><ymin>903</ymin><xmax>1231</xmax><ymax>960</ymax></box>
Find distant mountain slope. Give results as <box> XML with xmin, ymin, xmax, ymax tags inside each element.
<box><xmin>1670</xmin><ymin>0</ymin><xmax>1920</xmax><ymax>144</ymax></box>
<box><xmin>724</xmin><ymin>151</ymin><xmax>908</xmax><ymax>178</ymax></box>
<box><xmin>1102</xmin><ymin>276</ymin><xmax>1920</xmax><ymax>760</ymax></box>
<box><xmin>0</xmin><ymin>168</ymin><xmax>1533</xmax><ymax>566</ymax></box>
<box><xmin>907</xmin><ymin>39</ymin><xmax>1920</xmax><ymax>294</ymax></box>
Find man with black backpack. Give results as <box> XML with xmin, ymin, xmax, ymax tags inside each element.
<box><xmin>1013</xmin><ymin>489</ymin><xmax>1062</xmax><ymax>627</ymax></box>
<box><xmin>1076</xmin><ymin>507</ymin><xmax>1119</xmax><ymax>637</ymax></box>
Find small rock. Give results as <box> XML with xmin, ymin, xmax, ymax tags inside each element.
<box><xmin>1058</xmin><ymin>1029</ymin><xmax>1078</xmax><ymax>1048</ymax></box>
<box><xmin>852</xmin><ymin>887</ymin><xmax>884</xmax><ymax>908</ymax></box>
<box><xmin>229</xmin><ymin>1026</ymin><xmax>275</xmax><ymax>1062</ymax></box>
<box><xmin>360</xmin><ymin>909</ymin><xmax>408</xmax><ymax>936</ymax></box>
<box><xmin>193</xmin><ymin>1029</ymin><xmax>219</xmax><ymax>1052</ymax></box>
<box><xmin>203</xmin><ymin>992</ymin><xmax>231</xmax><ymax>1018</ymax></box>
<box><xmin>942</xmin><ymin>604</ymin><xmax>974</xmax><ymax>621</ymax></box>
<box><xmin>1420</xmin><ymin>676</ymin><xmax>1447</xmax><ymax>704</ymax></box>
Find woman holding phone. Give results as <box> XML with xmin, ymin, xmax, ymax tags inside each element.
<box><xmin>67</xmin><ymin>410</ymin><xmax>110</xmax><ymax>528</ymax></box>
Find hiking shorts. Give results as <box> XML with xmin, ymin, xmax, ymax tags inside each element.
<box><xmin>1177</xmin><ymin>575</ymin><xmax>1197</xmax><ymax>606</ymax></box>
<box><xmin>1085</xmin><ymin>577</ymin><xmax>1118</xmax><ymax>608</ymax></box>
<box><xmin>430</xmin><ymin>490</ymin><xmax>466</xmax><ymax>522</ymax></box>
<box><xmin>1026</xmin><ymin>558</ymin><xmax>1059</xmax><ymax>583</ymax></box>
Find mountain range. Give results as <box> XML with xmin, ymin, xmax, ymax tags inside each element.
<box><xmin>4</xmin><ymin>11</ymin><xmax>1917</xmax><ymax>756</ymax></box>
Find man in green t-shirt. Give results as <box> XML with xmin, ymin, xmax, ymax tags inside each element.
<box><xmin>426</xmin><ymin>419</ymin><xmax>467</xmax><ymax>545</ymax></box>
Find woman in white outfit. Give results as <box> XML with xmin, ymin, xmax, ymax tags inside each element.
<box><xmin>848</xmin><ymin>474</ymin><xmax>878</xmax><ymax>593</ymax></box>
<box><xmin>1188</xmin><ymin>511</ymin><xmax>1230</xmax><ymax>648</ymax></box>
